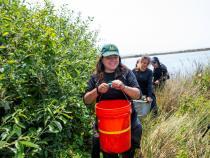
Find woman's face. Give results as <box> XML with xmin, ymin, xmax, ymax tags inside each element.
<box><xmin>102</xmin><ymin>55</ymin><xmax>119</xmax><ymax>72</ymax></box>
<box><xmin>138</xmin><ymin>59</ymin><xmax>149</xmax><ymax>71</ymax></box>
<box><xmin>151</xmin><ymin>62</ymin><xmax>159</xmax><ymax>68</ymax></box>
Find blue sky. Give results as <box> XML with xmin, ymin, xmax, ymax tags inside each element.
<box><xmin>26</xmin><ymin>0</ymin><xmax>210</xmax><ymax>56</ymax></box>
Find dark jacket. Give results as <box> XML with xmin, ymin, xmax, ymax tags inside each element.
<box><xmin>153</xmin><ymin>63</ymin><xmax>170</xmax><ymax>83</ymax></box>
<box><xmin>132</xmin><ymin>68</ymin><xmax>153</xmax><ymax>97</ymax></box>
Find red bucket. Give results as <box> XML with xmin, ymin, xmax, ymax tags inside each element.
<box><xmin>95</xmin><ymin>100</ymin><xmax>131</xmax><ymax>153</ymax></box>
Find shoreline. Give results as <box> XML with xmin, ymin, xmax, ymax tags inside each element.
<box><xmin>121</xmin><ymin>47</ymin><xmax>210</xmax><ymax>59</ymax></box>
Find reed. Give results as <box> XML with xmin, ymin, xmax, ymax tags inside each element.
<box><xmin>138</xmin><ymin>63</ymin><xmax>210</xmax><ymax>158</ymax></box>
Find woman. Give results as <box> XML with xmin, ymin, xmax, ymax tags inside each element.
<box><xmin>151</xmin><ymin>57</ymin><xmax>170</xmax><ymax>89</ymax></box>
<box><xmin>132</xmin><ymin>56</ymin><xmax>158</xmax><ymax>116</ymax></box>
<box><xmin>83</xmin><ymin>44</ymin><xmax>142</xmax><ymax>158</ymax></box>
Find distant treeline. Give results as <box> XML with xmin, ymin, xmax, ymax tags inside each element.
<box><xmin>122</xmin><ymin>47</ymin><xmax>210</xmax><ymax>59</ymax></box>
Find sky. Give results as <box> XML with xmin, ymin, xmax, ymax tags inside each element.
<box><xmin>26</xmin><ymin>0</ymin><xmax>210</xmax><ymax>56</ymax></box>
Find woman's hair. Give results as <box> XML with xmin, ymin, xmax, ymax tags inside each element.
<box><xmin>95</xmin><ymin>56</ymin><xmax>128</xmax><ymax>83</ymax></box>
<box><xmin>135</xmin><ymin>56</ymin><xmax>151</xmax><ymax>71</ymax></box>
<box><xmin>151</xmin><ymin>57</ymin><xmax>161</xmax><ymax>66</ymax></box>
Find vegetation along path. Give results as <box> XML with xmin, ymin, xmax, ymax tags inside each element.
<box><xmin>0</xmin><ymin>0</ymin><xmax>209</xmax><ymax>158</ymax></box>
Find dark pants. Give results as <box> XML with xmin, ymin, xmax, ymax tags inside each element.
<box><xmin>102</xmin><ymin>147</ymin><xmax>135</xmax><ymax>158</ymax></box>
<box><xmin>91</xmin><ymin>135</ymin><xmax>100</xmax><ymax>158</ymax></box>
<box><xmin>150</xmin><ymin>93</ymin><xmax>158</xmax><ymax>116</ymax></box>
<box><xmin>91</xmin><ymin>124</ymin><xmax>142</xmax><ymax>158</ymax></box>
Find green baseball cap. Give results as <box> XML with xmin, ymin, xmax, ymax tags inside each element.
<box><xmin>100</xmin><ymin>44</ymin><xmax>119</xmax><ymax>57</ymax></box>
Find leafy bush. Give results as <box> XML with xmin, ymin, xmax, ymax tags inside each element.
<box><xmin>0</xmin><ymin>0</ymin><xmax>97</xmax><ymax>157</ymax></box>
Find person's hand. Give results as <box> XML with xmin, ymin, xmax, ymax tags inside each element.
<box><xmin>97</xmin><ymin>83</ymin><xmax>109</xmax><ymax>94</ymax></box>
<box><xmin>146</xmin><ymin>97</ymin><xmax>153</xmax><ymax>103</ymax></box>
<box><xmin>111</xmin><ymin>80</ymin><xmax>126</xmax><ymax>91</ymax></box>
<box><xmin>154</xmin><ymin>80</ymin><xmax>160</xmax><ymax>85</ymax></box>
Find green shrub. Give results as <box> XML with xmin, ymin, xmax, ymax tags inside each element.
<box><xmin>0</xmin><ymin>0</ymin><xmax>97</xmax><ymax>157</ymax></box>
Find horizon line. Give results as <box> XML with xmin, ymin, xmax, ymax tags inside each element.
<box><xmin>121</xmin><ymin>47</ymin><xmax>210</xmax><ymax>59</ymax></box>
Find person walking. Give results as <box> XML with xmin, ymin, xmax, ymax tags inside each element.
<box><xmin>133</xmin><ymin>56</ymin><xmax>158</xmax><ymax>116</ymax></box>
<box><xmin>83</xmin><ymin>44</ymin><xmax>142</xmax><ymax>158</ymax></box>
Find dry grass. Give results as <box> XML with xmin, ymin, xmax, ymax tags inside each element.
<box><xmin>156</xmin><ymin>75</ymin><xmax>200</xmax><ymax>115</ymax></box>
<box><xmin>138</xmin><ymin>66</ymin><xmax>210</xmax><ymax>158</ymax></box>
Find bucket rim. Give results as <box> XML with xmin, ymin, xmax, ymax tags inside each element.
<box><xmin>96</xmin><ymin>103</ymin><xmax>131</xmax><ymax>110</ymax></box>
<box><xmin>95</xmin><ymin>100</ymin><xmax>131</xmax><ymax>117</ymax></box>
<box><xmin>133</xmin><ymin>99</ymin><xmax>148</xmax><ymax>103</ymax></box>
<box><xmin>96</xmin><ymin>100</ymin><xmax>131</xmax><ymax>109</ymax></box>
<box><xmin>96</xmin><ymin>104</ymin><xmax>131</xmax><ymax>117</ymax></box>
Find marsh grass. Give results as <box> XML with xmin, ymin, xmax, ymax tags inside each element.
<box><xmin>137</xmin><ymin>63</ymin><xmax>210</xmax><ymax>158</ymax></box>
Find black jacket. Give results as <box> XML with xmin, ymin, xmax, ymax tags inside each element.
<box><xmin>132</xmin><ymin>68</ymin><xmax>153</xmax><ymax>97</ymax></box>
<box><xmin>153</xmin><ymin>63</ymin><xmax>169</xmax><ymax>83</ymax></box>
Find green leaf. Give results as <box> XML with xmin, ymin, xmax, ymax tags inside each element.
<box><xmin>17</xmin><ymin>122</ymin><xmax>26</xmax><ymax>129</ymax></box>
<box><xmin>19</xmin><ymin>141</ymin><xmax>40</xmax><ymax>149</ymax></box>
<box><xmin>14</xmin><ymin>117</ymin><xmax>25</xmax><ymax>129</ymax></box>
<box><xmin>19</xmin><ymin>113</ymin><xmax>28</xmax><ymax>120</ymax></box>
<box><xmin>16</xmin><ymin>150</ymin><xmax>24</xmax><ymax>158</ymax></box>
<box><xmin>58</xmin><ymin>115</ymin><xmax>67</xmax><ymax>124</ymax></box>
<box><xmin>47</xmin><ymin>107</ymin><xmax>53</xmax><ymax>116</ymax></box>
<box><xmin>53</xmin><ymin>120</ymin><xmax>62</xmax><ymax>131</ymax></box>
<box><xmin>1</xmin><ymin>131</ymin><xmax>9</xmax><ymax>141</ymax></box>
<box><xmin>62</xmin><ymin>113</ymin><xmax>73</xmax><ymax>119</ymax></box>
<box><xmin>7</xmin><ymin>60</ymin><xmax>17</xmax><ymax>64</ymax></box>
<box><xmin>0</xmin><ymin>100</ymin><xmax>10</xmax><ymax>110</ymax></box>
<box><xmin>2</xmin><ymin>16</ymin><xmax>12</xmax><ymax>21</ymax></box>
<box><xmin>0</xmin><ymin>45</ymin><xmax>6</xmax><ymax>49</ymax></box>
<box><xmin>44</xmin><ymin>116</ymin><xmax>51</xmax><ymax>126</ymax></box>
<box><xmin>14</xmin><ymin>117</ymin><xmax>19</xmax><ymax>124</ymax></box>
<box><xmin>5</xmin><ymin>130</ymin><xmax>16</xmax><ymax>142</ymax></box>
<box><xmin>37</xmin><ymin>140</ymin><xmax>48</xmax><ymax>145</ymax></box>
<box><xmin>14</xmin><ymin>125</ymin><xmax>22</xmax><ymax>136</ymax></box>
<box><xmin>37</xmin><ymin>127</ymin><xmax>43</xmax><ymax>134</ymax></box>
<box><xmin>15</xmin><ymin>141</ymin><xmax>24</xmax><ymax>158</ymax></box>
<box><xmin>0</xmin><ymin>141</ymin><xmax>7</xmax><ymax>148</ymax></box>
<box><xmin>48</xmin><ymin>124</ymin><xmax>59</xmax><ymax>133</ymax></box>
<box><xmin>2</xmin><ymin>32</ymin><xmax>9</xmax><ymax>36</ymax></box>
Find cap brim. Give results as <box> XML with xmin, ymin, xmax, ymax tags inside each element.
<box><xmin>102</xmin><ymin>51</ymin><xmax>119</xmax><ymax>57</ymax></box>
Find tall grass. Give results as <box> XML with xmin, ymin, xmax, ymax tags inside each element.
<box><xmin>139</xmin><ymin>64</ymin><xmax>210</xmax><ymax>158</ymax></box>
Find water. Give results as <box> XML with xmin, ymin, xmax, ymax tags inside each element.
<box><xmin>122</xmin><ymin>51</ymin><xmax>210</xmax><ymax>76</ymax></box>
